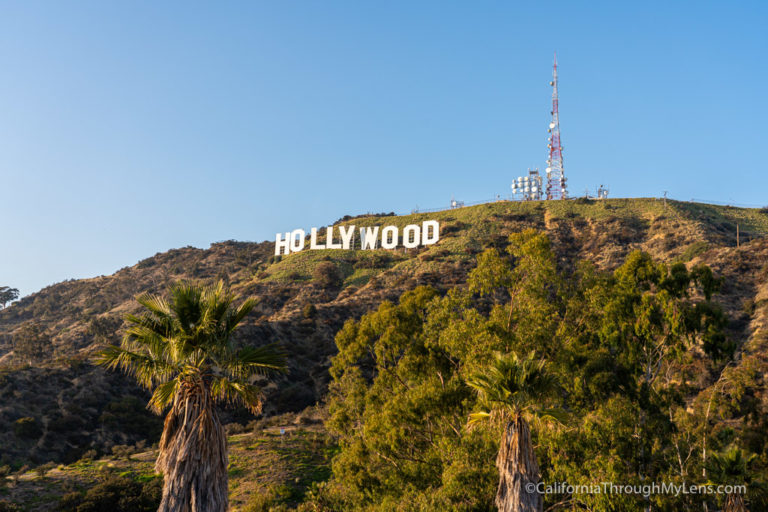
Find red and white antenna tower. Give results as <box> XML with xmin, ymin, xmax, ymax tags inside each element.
<box><xmin>546</xmin><ymin>52</ymin><xmax>567</xmax><ymax>200</ymax></box>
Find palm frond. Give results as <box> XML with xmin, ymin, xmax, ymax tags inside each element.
<box><xmin>148</xmin><ymin>379</ymin><xmax>180</xmax><ymax>414</ymax></box>
<box><xmin>95</xmin><ymin>280</ymin><xmax>286</xmax><ymax>420</ymax></box>
<box><xmin>467</xmin><ymin>411</ymin><xmax>491</xmax><ymax>426</ymax></box>
<box><xmin>95</xmin><ymin>345</ymin><xmax>176</xmax><ymax>389</ymax></box>
<box><xmin>136</xmin><ymin>293</ymin><xmax>172</xmax><ymax>318</ymax></box>
<box><xmin>467</xmin><ymin>350</ymin><xmax>563</xmax><ymax>426</ymax></box>
<box><xmin>227</xmin><ymin>297</ymin><xmax>257</xmax><ymax>333</ymax></box>
<box><xmin>124</xmin><ymin>312</ymin><xmax>175</xmax><ymax>341</ymax></box>
<box><xmin>210</xmin><ymin>377</ymin><xmax>263</xmax><ymax>413</ymax></box>
<box><xmin>533</xmin><ymin>407</ymin><xmax>569</xmax><ymax>426</ymax></box>
<box><xmin>170</xmin><ymin>281</ymin><xmax>205</xmax><ymax>335</ymax></box>
<box><xmin>222</xmin><ymin>344</ymin><xmax>287</xmax><ymax>379</ymax></box>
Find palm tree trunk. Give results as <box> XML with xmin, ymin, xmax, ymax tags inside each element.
<box><xmin>495</xmin><ymin>415</ymin><xmax>543</xmax><ymax>512</ymax></box>
<box><xmin>724</xmin><ymin>493</ymin><xmax>747</xmax><ymax>512</ymax></box>
<box><xmin>156</xmin><ymin>379</ymin><xmax>228</xmax><ymax>512</ymax></box>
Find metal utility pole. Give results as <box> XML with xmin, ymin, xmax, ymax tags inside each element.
<box><xmin>546</xmin><ymin>52</ymin><xmax>568</xmax><ymax>200</ymax></box>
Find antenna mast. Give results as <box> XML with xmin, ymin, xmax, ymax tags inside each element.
<box><xmin>546</xmin><ymin>52</ymin><xmax>567</xmax><ymax>200</ymax></box>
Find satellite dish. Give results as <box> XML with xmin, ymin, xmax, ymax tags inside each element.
<box><xmin>549</xmin><ymin>123</ymin><xmax>555</xmax><ymax>129</ymax></box>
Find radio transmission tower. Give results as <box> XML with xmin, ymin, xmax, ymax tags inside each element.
<box><xmin>545</xmin><ymin>52</ymin><xmax>567</xmax><ymax>200</ymax></box>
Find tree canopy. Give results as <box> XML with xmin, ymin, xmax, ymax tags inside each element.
<box><xmin>0</xmin><ymin>286</ymin><xmax>19</xmax><ymax>308</ymax></box>
<box><xmin>310</xmin><ymin>229</ymin><xmax>766</xmax><ymax>512</ymax></box>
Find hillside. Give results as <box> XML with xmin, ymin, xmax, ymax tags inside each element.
<box><xmin>3</xmin><ymin>422</ymin><xmax>332</xmax><ymax>512</ymax></box>
<box><xmin>1</xmin><ymin>198</ymin><xmax>768</xmax><ymax>506</ymax></box>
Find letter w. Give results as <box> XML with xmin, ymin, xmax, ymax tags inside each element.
<box><xmin>360</xmin><ymin>227</ymin><xmax>379</xmax><ymax>250</ymax></box>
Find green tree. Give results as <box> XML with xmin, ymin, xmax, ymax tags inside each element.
<box><xmin>0</xmin><ymin>286</ymin><xmax>19</xmax><ymax>308</ymax></box>
<box><xmin>317</xmin><ymin>231</ymin><xmax>739</xmax><ymax>512</ymax></box>
<box><xmin>96</xmin><ymin>281</ymin><xmax>286</xmax><ymax>512</ymax></box>
<box><xmin>467</xmin><ymin>351</ymin><xmax>562</xmax><ymax>512</ymax></box>
<box><xmin>325</xmin><ymin>286</ymin><xmax>499</xmax><ymax>510</ymax></box>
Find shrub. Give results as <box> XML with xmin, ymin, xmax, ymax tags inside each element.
<box><xmin>302</xmin><ymin>303</ymin><xmax>317</xmax><ymax>319</ymax></box>
<box><xmin>58</xmin><ymin>474</ymin><xmax>161</xmax><ymax>512</ymax></box>
<box><xmin>110</xmin><ymin>445</ymin><xmax>134</xmax><ymax>461</ymax></box>
<box><xmin>286</xmin><ymin>271</ymin><xmax>305</xmax><ymax>281</ymax></box>
<box><xmin>98</xmin><ymin>396</ymin><xmax>163</xmax><ymax>441</ymax></box>
<box><xmin>353</xmin><ymin>252</ymin><xmax>392</xmax><ymax>269</ymax></box>
<box><xmin>248</xmin><ymin>418</ymin><xmax>266</xmax><ymax>432</ymax></box>
<box><xmin>13</xmin><ymin>417</ymin><xmax>41</xmax><ymax>439</ymax></box>
<box><xmin>12</xmin><ymin>465</ymin><xmax>29</xmax><ymax>484</ymax></box>
<box><xmin>79</xmin><ymin>449</ymin><xmax>98</xmax><ymax>463</ymax></box>
<box><xmin>679</xmin><ymin>241</ymin><xmax>709</xmax><ymax>262</ymax></box>
<box><xmin>34</xmin><ymin>462</ymin><xmax>55</xmax><ymax>478</ymax></box>
<box><xmin>244</xmin><ymin>484</ymin><xmax>294</xmax><ymax>512</ymax></box>
<box><xmin>225</xmin><ymin>422</ymin><xmax>247</xmax><ymax>435</ymax></box>
<box><xmin>313</xmin><ymin>262</ymin><xmax>342</xmax><ymax>288</ymax></box>
<box><xmin>11</xmin><ymin>323</ymin><xmax>52</xmax><ymax>364</ymax></box>
<box><xmin>87</xmin><ymin>315</ymin><xmax>122</xmax><ymax>343</ymax></box>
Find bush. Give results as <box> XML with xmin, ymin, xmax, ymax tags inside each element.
<box><xmin>313</xmin><ymin>262</ymin><xmax>342</xmax><ymax>288</ymax></box>
<box><xmin>58</xmin><ymin>474</ymin><xmax>161</xmax><ymax>512</ymax></box>
<box><xmin>79</xmin><ymin>449</ymin><xmax>98</xmax><ymax>462</ymax></box>
<box><xmin>679</xmin><ymin>241</ymin><xmax>709</xmax><ymax>262</ymax></box>
<box><xmin>302</xmin><ymin>303</ymin><xmax>317</xmax><ymax>319</ymax></box>
<box><xmin>35</xmin><ymin>462</ymin><xmax>55</xmax><ymax>478</ymax></box>
<box><xmin>13</xmin><ymin>417</ymin><xmax>41</xmax><ymax>439</ymax></box>
<box><xmin>11</xmin><ymin>323</ymin><xmax>52</xmax><ymax>364</ymax></box>
<box><xmin>244</xmin><ymin>484</ymin><xmax>294</xmax><ymax>512</ymax></box>
<box><xmin>12</xmin><ymin>465</ymin><xmax>29</xmax><ymax>484</ymax></box>
<box><xmin>110</xmin><ymin>445</ymin><xmax>134</xmax><ymax>461</ymax></box>
<box><xmin>353</xmin><ymin>252</ymin><xmax>392</xmax><ymax>269</ymax></box>
<box><xmin>98</xmin><ymin>396</ymin><xmax>163</xmax><ymax>441</ymax></box>
<box><xmin>225</xmin><ymin>422</ymin><xmax>247</xmax><ymax>435</ymax></box>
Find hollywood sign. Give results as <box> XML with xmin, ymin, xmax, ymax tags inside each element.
<box><xmin>275</xmin><ymin>220</ymin><xmax>440</xmax><ymax>255</ymax></box>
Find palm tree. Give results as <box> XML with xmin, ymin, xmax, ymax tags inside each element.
<box><xmin>467</xmin><ymin>351</ymin><xmax>562</xmax><ymax>512</ymax></box>
<box><xmin>96</xmin><ymin>281</ymin><xmax>285</xmax><ymax>512</ymax></box>
<box><xmin>706</xmin><ymin>446</ymin><xmax>765</xmax><ymax>512</ymax></box>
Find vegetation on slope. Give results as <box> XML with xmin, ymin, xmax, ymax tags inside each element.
<box><xmin>0</xmin><ymin>199</ymin><xmax>766</xmax><ymax>509</ymax></box>
<box><xmin>315</xmin><ymin>230</ymin><xmax>766</xmax><ymax>511</ymax></box>
<box><xmin>0</xmin><ymin>422</ymin><xmax>332</xmax><ymax>512</ymax></box>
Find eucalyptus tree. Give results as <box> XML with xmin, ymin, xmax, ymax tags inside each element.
<box><xmin>0</xmin><ymin>286</ymin><xmax>19</xmax><ymax>308</ymax></box>
<box><xmin>97</xmin><ymin>281</ymin><xmax>285</xmax><ymax>512</ymax></box>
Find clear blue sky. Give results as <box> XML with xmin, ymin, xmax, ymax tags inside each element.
<box><xmin>1</xmin><ymin>1</ymin><xmax>766</xmax><ymax>296</ymax></box>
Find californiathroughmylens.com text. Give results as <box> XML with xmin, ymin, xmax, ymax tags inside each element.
<box><xmin>275</xmin><ymin>220</ymin><xmax>440</xmax><ymax>255</ymax></box>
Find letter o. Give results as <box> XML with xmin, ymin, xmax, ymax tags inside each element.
<box><xmin>403</xmin><ymin>224</ymin><xmax>420</xmax><ymax>248</ymax></box>
<box><xmin>290</xmin><ymin>229</ymin><xmax>306</xmax><ymax>253</ymax></box>
<box><xmin>381</xmin><ymin>226</ymin><xmax>398</xmax><ymax>249</ymax></box>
